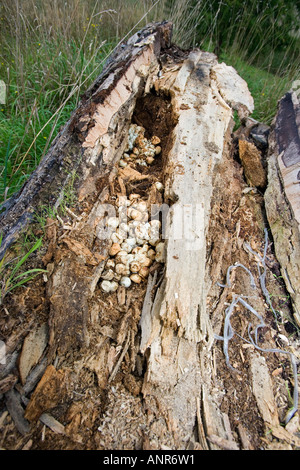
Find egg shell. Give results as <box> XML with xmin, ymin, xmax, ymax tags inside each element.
<box><xmin>146</xmin><ymin>156</ymin><xmax>154</xmax><ymax>165</ymax></box>
<box><xmin>151</xmin><ymin>136</ymin><xmax>161</xmax><ymax>145</ymax></box>
<box><xmin>139</xmin><ymin>266</ymin><xmax>150</xmax><ymax>278</ymax></box>
<box><xmin>115</xmin><ymin>250</ymin><xmax>129</xmax><ymax>265</ymax></box>
<box><xmin>147</xmin><ymin>248</ymin><xmax>156</xmax><ymax>260</ymax></box>
<box><xmin>154</xmin><ymin>182</ymin><xmax>164</xmax><ymax>192</ymax></box>
<box><xmin>149</xmin><ymin>219</ymin><xmax>161</xmax><ymax>229</ymax></box>
<box><xmin>142</xmin><ymin>256</ymin><xmax>152</xmax><ymax>267</ymax></box>
<box><xmin>148</xmin><ymin>236</ymin><xmax>160</xmax><ymax>246</ymax></box>
<box><xmin>106</xmin><ymin>217</ymin><xmax>119</xmax><ymax>230</ymax></box>
<box><xmin>106</xmin><ymin>259</ymin><xmax>116</xmax><ymax>269</ymax></box>
<box><xmin>140</xmin><ymin>243</ymin><xmax>150</xmax><ymax>253</ymax></box>
<box><xmin>126</xmin><ymin>254</ymin><xmax>135</xmax><ymax>265</ymax></box>
<box><xmin>109</xmin><ymin>243</ymin><xmax>121</xmax><ymax>257</ymax></box>
<box><xmin>120</xmin><ymin>276</ymin><xmax>131</xmax><ymax>288</ymax></box>
<box><xmin>131</xmin><ymin>246</ymin><xmax>141</xmax><ymax>255</ymax></box>
<box><xmin>101</xmin><ymin>280</ymin><xmax>119</xmax><ymax>293</ymax></box>
<box><xmin>101</xmin><ymin>269</ymin><xmax>115</xmax><ymax>281</ymax></box>
<box><xmin>135</xmin><ymin>222</ymin><xmax>149</xmax><ymax>241</ymax></box>
<box><xmin>135</xmin><ymin>135</ymin><xmax>148</xmax><ymax>148</ymax></box>
<box><xmin>136</xmin><ymin>253</ymin><xmax>152</xmax><ymax>267</ymax></box>
<box><xmin>129</xmin><ymin>193</ymin><xmax>140</xmax><ymax>201</ymax></box>
<box><xmin>155</xmin><ymin>242</ymin><xmax>165</xmax><ymax>263</ymax></box>
<box><xmin>119</xmin><ymin>222</ymin><xmax>129</xmax><ymax>233</ymax></box>
<box><xmin>132</xmin><ymin>244</ymin><xmax>148</xmax><ymax>255</ymax></box>
<box><xmin>128</xmin><ymin>208</ymin><xmax>144</xmax><ymax>221</ymax></box>
<box><xmin>130</xmin><ymin>261</ymin><xmax>141</xmax><ymax>273</ymax></box>
<box><xmin>126</xmin><ymin>237</ymin><xmax>136</xmax><ymax>246</ymax></box>
<box><xmin>121</xmin><ymin>241</ymin><xmax>133</xmax><ymax>253</ymax></box>
<box><xmin>134</xmin><ymin>201</ymin><xmax>148</xmax><ymax>213</ymax></box>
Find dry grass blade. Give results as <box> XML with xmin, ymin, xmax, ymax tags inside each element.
<box><xmin>216</xmin><ymin>228</ymin><xmax>299</xmax><ymax>424</ymax></box>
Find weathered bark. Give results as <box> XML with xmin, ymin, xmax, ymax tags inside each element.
<box><xmin>265</xmin><ymin>91</ymin><xmax>300</xmax><ymax>327</ymax></box>
<box><xmin>0</xmin><ymin>22</ymin><xmax>299</xmax><ymax>451</ymax></box>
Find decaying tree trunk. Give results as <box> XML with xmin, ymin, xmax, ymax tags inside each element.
<box><xmin>265</xmin><ymin>92</ymin><xmax>300</xmax><ymax>327</ymax></box>
<box><xmin>0</xmin><ymin>22</ymin><xmax>299</xmax><ymax>451</ymax></box>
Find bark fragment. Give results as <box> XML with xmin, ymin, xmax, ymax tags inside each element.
<box><xmin>265</xmin><ymin>90</ymin><xmax>300</xmax><ymax>326</ymax></box>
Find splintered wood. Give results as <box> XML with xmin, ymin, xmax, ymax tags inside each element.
<box><xmin>0</xmin><ymin>22</ymin><xmax>299</xmax><ymax>451</ymax></box>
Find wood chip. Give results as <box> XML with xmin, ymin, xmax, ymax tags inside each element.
<box><xmin>63</xmin><ymin>237</ymin><xmax>104</xmax><ymax>265</ymax></box>
<box><xmin>250</xmin><ymin>353</ymin><xmax>280</xmax><ymax>427</ymax></box>
<box><xmin>266</xmin><ymin>422</ymin><xmax>300</xmax><ymax>447</ymax></box>
<box><xmin>118</xmin><ymin>166</ymin><xmax>150</xmax><ymax>182</ymax></box>
<box><xmin>272</xmin><ymin>367</ymin><xmax>283</xmax><ymax>377</ymax></box>
<box><xmin>237</xmin><ymin>423</ymin><xmax>254</xmax><ymax>450</ymax></box>
<box><xmin>42</xmin><ymin>218</ymin><xmax>57</xmax><ymax>265</ymax></box>
<box><xmin>117</xmin><ymin>286</ymin><xmax>126</xmax><ymax>306</ymax></box>
<box><xmin>22</xmin><ymin>358</ymin><xmax>48</xmax><ymax>396</ymax></box>
<box><xmin>196</xmin><ymin>396</ymin><xmax>209</xmax><ymax>450</ymax></box>
<box><xmin>207</xmin><ymin>433</ymin><xmax>239</xmax><ymax>450</ymax></box>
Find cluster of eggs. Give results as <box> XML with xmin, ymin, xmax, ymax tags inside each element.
<box><xmin>119</xmin><ymin>124</ymin><xmax>161</xmax><ymax>168</ymax></box>
<box><xmin>100</xmin><ymin>193</ymin><xmax>165</xmax><ymax>293</ymax></box>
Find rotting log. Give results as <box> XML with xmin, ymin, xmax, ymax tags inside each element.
<box><xmin>0</xmin><ymin>22</ymin><xmax>299</xmax><ymax>451</ymax></box>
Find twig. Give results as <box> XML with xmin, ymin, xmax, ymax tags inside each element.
<box><xmin>217</xmin><ymin>262</ymin><xmax>256</xmax><ymax>290</ymax></box>
<box><xmin>108</xmin><ymin>331</ymin><xmax>130</xmax><ymax>383</ymax></box>
<box><xmin>65</xmin><ymin>206</ymin><xmax>79</xmax><ymax>220</ymax></box>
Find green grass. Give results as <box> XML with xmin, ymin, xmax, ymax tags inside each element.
<box><xmin>218</xmin><ymin>52</ymin><xmax>296</xmax><ymax>125</ymax></box>
<box><xmin>0</xmin><ymin>0</ymin><xmax>163</xmax><ymax>205</ymax></box>
<box><xmin>0</xmin><ymin>234</ymin><xmax>46</xmax><ymax>305</ymax></box>
<box><xmin>0</xmin><ymin>0</ymin><xmax>299</xmax><ymax>206</ymax></box>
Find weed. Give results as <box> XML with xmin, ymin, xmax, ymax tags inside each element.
<box><xmin>33</xmin><ymin>204</ymin><xmax>58</xmax><ymax>234</ymax></box>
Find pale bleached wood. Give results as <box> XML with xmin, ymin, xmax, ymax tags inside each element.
<box><xmin>0</xmin><ymin>21</ymin><xmax>172</xmax><ymax>259</ymax></box>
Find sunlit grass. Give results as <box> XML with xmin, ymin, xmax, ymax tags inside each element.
<box><xmin>219</xmin><ymin>52</ymin><xmax>297</xmax><ymax>125</ymax></box>
<box><xmin>0</xmin><ymin>0</ymin><xmax>163</xmax><ymax>204</ymax></box>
